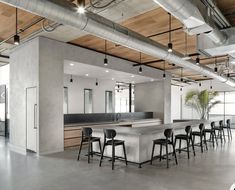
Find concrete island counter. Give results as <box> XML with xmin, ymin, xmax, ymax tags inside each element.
<box><xmin>92</xmin><ymin>120</ymin><xmax>211</xmax><ymax>167</ymax></box>
<box><xmin>64</xmin><ymin>118</ymin><xmax>161</xmax><ymax>148</ymax></box>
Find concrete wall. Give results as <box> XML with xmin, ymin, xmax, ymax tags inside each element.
<box><xmin>38</xmin><ymin>38</ymin><xmax>64</xmax><ymax>154</ymax></box>
<box><xmin>64</xmin><ymin>74</ymin><xmax>115</xmax><ymax>113</ymax></box>
<box><xmin>135</xmin><ymin>77</ymin><xmax>171</xmax><ymax>123</ymax></box>
<box><xmin>10</xmin><ymin>38</ymin><xmax>39</xmax><ymax>154</ymax></box>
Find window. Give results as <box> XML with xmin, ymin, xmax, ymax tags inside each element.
<box><xmin>105</xmin><ymin>91</ymin><xmax>113</xmax><ymax>113</ymax></box>
<box><xmin>84</xmin><ymin>89</ymin><xmax>93</xmax><ymax>113</ymax></box>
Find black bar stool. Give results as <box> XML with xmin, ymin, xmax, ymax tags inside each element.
<box><xmin>99</xmin><ymin>129</ymin><xmax>127</xmax><ymax>170</ymax></box>
<box><xmin>214</xmin><ymin>120</ymin><xmax>226</xmax><ymax>143</ymax></box>
<box><xmin>174</xmin><ymin>125</ymin><xmax>195</xmax><ymax>159</ymax></box>
<box><xmin>223</xmin><ymin>119</ymin><xmax>232</xmax><ymax>140</ymax></box>
<box><xmin>150</xmin><ymin>128</ymin><xmax>178</xmax><ymax>168</ymax></box>
<box><xmin>192</xmin><ymin>123</ymin><xmax>208</xmax><ymax>153</ymax></box>
<box><xmin>77</xmin><ymin>127</ymin><xmax>102</xmax><ymax>163</ymax></box>
<box><xmin>204</xmin><ymin>121</ymin><xmax>218</xmax><ymax>147</ymax></box>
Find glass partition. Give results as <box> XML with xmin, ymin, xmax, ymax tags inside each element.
<box><xmin>105</xmin><ymin>91</ymin><xmax>113</xmax><ymax>113</ymax></box>
<box><xmin>84</xmin><ymin>89</ymin><xmax>93</xmax><ymax>113</ymax></box>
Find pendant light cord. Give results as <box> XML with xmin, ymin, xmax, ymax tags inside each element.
<box><xmin>185</xmin><ymin>33</ymin><xmax>187</xmax><ymax>56</ymax></box>
<box><xmin>15</xmin><ymin>8</ymin><xmax>18</xmax><ymax>35</ymax></box>
<box><xmin>105</xmin><ymin>40</ymin><xmax>107</xmax><ymax>58</ymax></box>
<box><xmin>164</xmin><ymin>61</ymin><xmax>166</xmax><ymax>74</ymax></box>
<box><xmin>139</xmin><ymin>52</ymin><xmax>142</xmax><ymax>64</ymax></box>
<box><xmin>168</xmin><ymin>13</ymin><xmax>171</xmax><ymax>43</ymax></box>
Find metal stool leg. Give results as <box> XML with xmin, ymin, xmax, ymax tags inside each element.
<box><xmin>99</xmin><ymin>144</ymin><xmax>105</xmax><ymax>167</ymax></box>
<box><xmin>186</xmin><ymin>138</ymin><xmax>190</xmax><ymax>159</ymax></box>
<box><xmin>191</xmin><ymin>136</ymin><xmax>196</xmax><ymax>156</ymax></box>
<box><xmin>150</xmin><ymin>142</ymin><xmax>155</xmax><ymax>165</ymax></box>
<box><xmin>166</xmin><ymin>143</ymin><xmax>169</xmax><ymax>168</ymax></box>
<box><xmin>123</xmin><ymin>143</ymin><xmax>128</xmax><ymax>166</ymax></box>
<box><xmin>172</xmin><ymin>142</ymin><xmax>178</xmax><ymax>165</ymax></box>
<box><xmin>77</xmin><ymin>139</ymin><xmax>83</xmax><ymax>161</ymax></box>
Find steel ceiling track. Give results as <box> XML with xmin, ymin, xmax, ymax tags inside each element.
<box><xmin>1</xmin><ymin>0</ymin><xmax>235</xmax><ymax>87</ymax></box>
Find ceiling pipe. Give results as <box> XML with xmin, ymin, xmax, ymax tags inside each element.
<box><xmin>153</xmin><ymin>0</ymin><xmax>227</xmax><ymax>45</ymax></box>
<box><xmin>1</xmin><ymin>0</ymin><xmax>235</xmax><ymax>87</ymax></box>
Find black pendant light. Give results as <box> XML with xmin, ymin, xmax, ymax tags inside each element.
<box><xmin>70</xmin><ymin>75</ymin><xmax>73</xmax><ymax>83</ymax></box>
<box><xmin>104</xmin><ymin>40</ymin><xmax>108</xmax><ymax>66</ymax></box>
<box><xmin>196</xmin><ymin>56</ymin><xmax>200</xmax><ymax>65</ymax></box>
<box><xmin>214</xmin><ymin>58</ymin><xmax>218</xmax><ymax>73</ymax></box>
<box><xmin>180</xmin><ymin>68</ymin><xmax>183</xmax><ymax>82</ymax></box>
<box><xmin>14</xmin><ymin>8</ymin><xmax>20</xmax><ymax>45</ymax></box>
<box><xmin>168</xmin><ymin>13</ymin><xmax>173</xmax><ymax>53</ymax></box>
<box><xmin>199</xmin><ymin>82</ymin><xmax>202</xmax><ymax>87</ymax></box>
<box><xmin>180</xmin><ymin>87</ymin><xmax>182</xmax><ymax>91</ymax></box>
<box><xmin>139</xmin><ymin>52</ymin><xmax>143</xmax><ymax>73</ymax></box>
<box><xmin>210</xmin><ymin>80</ymin><xmax>213</xmax><ymax>89</ymax></box>
<box><xmin>163</xmin><ymin>61</ymin><xmax>166</xmax><ymax>79</ymax></box>
<box><xmin>95</xmin><ymin>78</ymin><xmax>98</xmax><ymax>86</ymax></box>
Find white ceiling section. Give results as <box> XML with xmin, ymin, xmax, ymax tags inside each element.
<box><xmin>64</xmin><ymin>60</ymin><xmax>157</xmax><ymax>84</ymax></box>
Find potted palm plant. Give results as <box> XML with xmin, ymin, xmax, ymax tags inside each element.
<box><xmin>185</xmin><ymin>90</ymin><xmax>221</xmax><ymax>120</ymax></box>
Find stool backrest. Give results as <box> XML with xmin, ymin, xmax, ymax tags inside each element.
<box><xmin>104</xmin><ymin>129</ymin><xmax>116</xmax><ymax>139</ymax></box>
<box><xmin>219</xmin><ymin>120</ymin><xmax>223</xmax><ymax>127</ymax></box>
<box><xmin>227</xmin><ymin>119</ymin><xmax>230</xmax><ymax>126</ymax></box>
<box><xmin>199</xmin><ymin>123</ymin><xmax>204</xmax><ymax>132</ymax></box>
<box><xmin>82</xmin><ymin>127</ymin><xmax>92</xmax><ymax>138</ymax></box>
<box><xmin>211</xmin><ymin>121</ymin><xmax>215</xmax><ymax>129</ymax></box>
<box><xmin>164</xmin><ymin>128</ymin><xmax>173</xmax><ymax>139</ymax></box>
<box><xmin>185</xmin><ymin>125</ymin><xmax>192</xmax><ymax>136</ymax></box>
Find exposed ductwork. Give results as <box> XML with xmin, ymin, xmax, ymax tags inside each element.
<box><xmin>153</xmin><ymin>0</ymin><xmax>228</xmax><ymax>45</ymax></box>
<box><xmin>1</xmin><ymin>0</ymin><xmax>235</xmax><ymax>87</ymax></box>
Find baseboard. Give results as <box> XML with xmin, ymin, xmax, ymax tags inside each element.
<box><xmin>38</xmin><ymin>148</ymin><xmax>64</xmax><ymax>155</ymax></box>
<box><xmin>9</xmin><ymin>144</ymin><xmax>27</xmax><ymax>155</ymax></box>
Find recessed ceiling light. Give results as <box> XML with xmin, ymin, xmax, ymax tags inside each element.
<box><xmin>85</xmin><ymin>74</ymin><xmax>89</xmax><ymax>77</ymax></box>
<box><xmin>70</xmin><ymin>63</ymin><xmax>74</xmax><ymax>66</ymax></box>
<box><xmin>105</xmin><ymin>70</ymin><xmax>109</xmax><ymax>73</ymax></box>
<box><xmin>150</xmin><ymin>79</ymin><xmax>154</xmax><ymax>82</ymax></box>
<box><xmin>112</xmin><ymin>78</ymin><xmax>115</xmax><ymax>80</ymax></box>
<box><xmin>131</xmin><ymin>75</ymin><xmax>135</xmax><ymax>78</ymax></box>
<box><xmin>132</xmin><ymin>81</ymin><xmax>135</xmax><ymax>83</ymax></box>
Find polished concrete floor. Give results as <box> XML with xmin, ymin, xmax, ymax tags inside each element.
<box><xmin>0</xmin><ymin>135</ymin><xmax>235</xmax><ymax>190</ymax></box>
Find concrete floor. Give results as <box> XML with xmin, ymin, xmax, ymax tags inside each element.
<box><xmin>0</xmin><ymin>136</ymin><xmax>235</xmax><ymax>190</ymax></box>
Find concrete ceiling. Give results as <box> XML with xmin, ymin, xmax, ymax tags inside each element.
<box><xmin>64</xmin><ymin>60</ymin><xmax>156</xmax><ymax>84</ymax></box>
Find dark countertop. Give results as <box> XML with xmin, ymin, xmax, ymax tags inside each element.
<box><xmin>64</xmin><ymin>118</ymin><xmax>161</xmax><ymax>128</ymax></box>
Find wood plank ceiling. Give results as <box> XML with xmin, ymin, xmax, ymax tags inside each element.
<box><xmin>0</xmin><ymin>0</ymin><xmax>234</xmax><ymax>82</ymax></box>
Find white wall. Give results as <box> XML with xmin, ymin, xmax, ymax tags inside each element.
<box><xmin>171</xmin><ymin>80</ymin><xmax>235</xmax><ymax>120</ymax></box>
<box><xmin>64</xmin><ymin>74</ymin><xmax>115</xmax><ymax>113</ymax></box>
<box><xmin>135</xmin><ymin>77</ymin><xmax>171</xmax><ymax>123</ymax></box>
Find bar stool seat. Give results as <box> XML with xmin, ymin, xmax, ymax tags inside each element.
<box><xmin>83</xmin><ymin>136</ymin><xmax>100</xmax><ymax>142</ymax></box>
<box><xmin>191</xmin><ymin>131</ymin><xmax>201</xmax><ymax>136</ymax></box>
<box><xmin>106</xmin><ymin>139</ymin><xmax>125</xmax><ymax>145</ymax></box>
<box><xmin>153</xmin><ymin>139</ymin><xmax>171</xmax><ymax>144</ymax></box>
